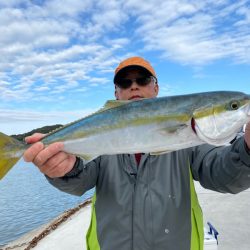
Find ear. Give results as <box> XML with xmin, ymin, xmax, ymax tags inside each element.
<box><xmin>115</xmin><ymin>86</ymin><xmax>119</xmax><ymax>100</ymax></box>
<box><xmin>154</xmin><ymin>83</ymin><xmax>159</xmax><ymax>96</ymax></box>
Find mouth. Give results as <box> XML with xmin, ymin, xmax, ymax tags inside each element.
<box><xmin>129</xmin><ymin>95</ymin><xmax>143</xmax><ymax>100</ymax></box>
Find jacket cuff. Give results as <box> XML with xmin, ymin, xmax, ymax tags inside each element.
<box><xmin>63</xmin><ymin>157</ymin><xmax>83</xmax><ymax>177</ymax></box>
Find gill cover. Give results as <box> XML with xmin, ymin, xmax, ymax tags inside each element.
<box><xmin>193</xmin><ymin>100</ymin><xmax>249</xmax><ymax>146</ymax></box>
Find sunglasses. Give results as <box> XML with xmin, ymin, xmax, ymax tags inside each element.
<box><xmin>115</xmin><ymin>76</ymin><xmax>156</xmax><ymax>89</ymax></box>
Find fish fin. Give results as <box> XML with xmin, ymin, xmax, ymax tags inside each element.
<box><xmin>0</xmin><ymin>132</ymin><xmax>25</xmax><ymax>180</ymax></box>
<box><xmin>77</xmin><ymin>154</ymin><xmax>99</xmax><ymax>163</ymax></box>
<box><xmin>159</xmin><ymin>124</ymin><xmax>188</xmax><ymax>134</ymax></box>
<box><xmin>150</xmin><ymin>150</ymin><xmax>172</xmax><ymax>155</ymax></box>
<box><xmin>100</xmin><ymin>100</ymin><xmax>132</xmax><ymax>111</ymax></box>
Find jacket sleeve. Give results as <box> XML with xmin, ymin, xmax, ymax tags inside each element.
<box><xmin>45</xmin><ymin>156</ymin><xmax>100</xmax><ymax>196</ymax></box>
<box><xmin>190</xmin><ymin>137</ymin><xmax>250</xmax><ymax>194</ymax></box>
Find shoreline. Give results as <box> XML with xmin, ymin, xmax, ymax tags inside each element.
<box><xmin>1</xmin><ymin>200</ymin><xmax>91</xmax><ymax>250</ymax></box>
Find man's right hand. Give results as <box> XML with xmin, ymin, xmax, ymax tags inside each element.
<box><xmin>23</xmin><ymin>133</ymin><xmax>76</xmax><ymax>178</ymax></box>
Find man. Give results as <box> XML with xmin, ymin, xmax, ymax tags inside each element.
<box><xmin>24</xmin><ymin>56</ymin><xmax>250</xmax><ymax>250</ymax></box>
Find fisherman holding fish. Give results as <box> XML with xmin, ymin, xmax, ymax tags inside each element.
<box><xmin>1</xmin><ymin>56</ymin><xmax>250</xmax><ymax>250</ymax></box>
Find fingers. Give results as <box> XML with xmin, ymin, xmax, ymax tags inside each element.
<box><xmin>44</xmin><ymin>154</ymin><xmax>76</xmax><ymax>178</ymax></box>
<box><xmin>39</xmin><ymin>151</ymin><xmax>69</xmax><ymax>172</ymax></box>
<box><xmin>23</xmin><ymin>132</ymin><xmax>76</xmax><ymax>178</ymax></box>
<box><xmin>23</xmin><ymin>141</ymin><xmax>76</xmax><ymax>178</ymax></box>
<box><xmin>25</xmin><ymin>133</ymin><xmax>46</xmax><ymax>144</ymax></box>
<box><xmin>245</xmin><ymin>122</ymin><xmax>250</xmax><ymax>132</ymax></box>
<box><xmin>32</xmin><ymin>142</ymin><xmax>64</xmax><ymax>166</ymax></box>
<box><xmin>244</xmin><ymin>122</ymin><xmax>250</xmax><ymax>149</ymax></box>
<box><xmin>23</xmin><ymin>142</ymin><xmax>45</xmax><ymax>162</ymax></box>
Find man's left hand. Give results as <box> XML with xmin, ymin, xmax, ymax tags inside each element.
<box><xmin>244</xmin><ymin>122</ymin><xmax>250</xmax><ymax>151</ymax></box>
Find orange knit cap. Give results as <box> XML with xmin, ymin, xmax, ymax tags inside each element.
<box><xmin>114</xmin><ymin>56</ymin><xmax>157</xmax><ymax>83</ymax></box>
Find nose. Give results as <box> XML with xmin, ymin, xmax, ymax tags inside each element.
<box><xmin>130</xmin><ymin>80</ymin><xmax>139</xmax><ymax>89</ymax></box>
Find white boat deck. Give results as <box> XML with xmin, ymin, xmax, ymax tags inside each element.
<box><xmin>195</xmin><ymin>182</ymin><xmax>250</xmax><ymax>250</ymax></box>
<box><xmin>2</xmin><ymin>183</ymin><xmax>250</xmax><ymax>250</ymax></box>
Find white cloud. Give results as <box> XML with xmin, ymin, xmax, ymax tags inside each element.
<box><xmin>35</xmin><ymin>86</ymin><xmax>51</xmax><ymax>92</ymax></box>
<box><xmin>0</xmin><ymin>1</ymin><xmax>149</xmax><ymax>105</ymax></box>
<box><xmin>0</xmin><ymin>0</ymin><xmax>29</xmax><ymax>8</ymax></box>
<box><xmin>33</xmin><ymin>35</ymin><xmax>69</xmax><ymax>48</ymax></box>
<box><xmin>0</xmin><ymin>41</ymin><xmax>125</xmax><ymax>102</ymax></box>
<box><xmin>88</xmin><ymin>77</ymin><xmax>110</xmax><ymax>87</ymax></box>
<box><xmin>124</xmin><ymin>0</ymin><xmax>250</xmax><ymax>65</ymax></box>
<box><xmin>158</xmin><ymin>84</ymin><xmax>178</xmax><ymax>97</ymax></box>
<box><xmin>0</xmin><ymin>108</ymin><xmax>97</xmax><ymax>135</ymax></box>
<box><xmin>0</xmin><ymin>0</ymin><xmax>250</xmax><ymax>106</ymax></box>
<box><xmin>43</xmin><ymin>0</ymin><xmax>93</xmax><ymax>17</ymax></box>
<box><xmin>0</xmin><ymin>80</ymin><xmax>11</xmax><ymax>86</ymax></box>
<box><xmin>235</xmin><ymin>5</ymin><xmax>250</xmax><ymax>27</ymax></box>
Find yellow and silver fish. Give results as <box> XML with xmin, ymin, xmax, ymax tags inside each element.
<box><xmin>1</xmin><ymin>91</ymin><xmax>250</xmax><ymax>180</ymax></box>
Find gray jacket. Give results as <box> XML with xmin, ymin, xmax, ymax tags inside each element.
<box><xmin>47</xmin><ymin>137</ymin><xmax>250</xmax><ymax>250</ymax></box>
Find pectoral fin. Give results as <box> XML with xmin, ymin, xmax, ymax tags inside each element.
<box><xmin>77</xmin><ymin>154</ymin><xmax>99</xmax><ymax>163</ymax></box>
<box><xmin>158</xmin><ymin>124</ymin><xmax>188</xmax><ymax>134</ymax></box>
<box><xmin>150</xmin><ymin>150</ymin><xmax>172</xmax><ymax>155</ymax></box>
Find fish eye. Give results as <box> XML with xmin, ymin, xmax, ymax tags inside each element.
<box><xmin>230</xmin><ymin>101</ymin><xmax>239</xmax><ymax>110</ymax></box>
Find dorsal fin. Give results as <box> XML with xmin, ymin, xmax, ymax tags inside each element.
<box><xmin>98</xmin><ymin>100</ymin><xmax>132</xmax><ymax>112</ymax></box>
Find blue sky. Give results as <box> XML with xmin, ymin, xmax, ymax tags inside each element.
<box><xmin>0</xmin><ymin>0</ymin><xmax>249</xmax><ymax>135</ymax></box>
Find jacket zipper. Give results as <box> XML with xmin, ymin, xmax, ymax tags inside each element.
<box><xmin>129</xmin><ymin>154</ymin><xmax>139</xmax><ymax>250</ymax></box>
<box><xmin>131</xmin><ymin>168</ymin><xmax>138</xmax><ymax>250</ymax></box>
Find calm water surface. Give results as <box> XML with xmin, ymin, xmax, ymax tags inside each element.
<box><xmin>0</xmin><ymin>159</ymin><xmax>94</xmax><ymax>246</ymax></box>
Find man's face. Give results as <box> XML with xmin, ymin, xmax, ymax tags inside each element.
<box><xmin>115</xmin><ymin>69</ymin><xmax>159</xmax><ymax>100</ymax></box>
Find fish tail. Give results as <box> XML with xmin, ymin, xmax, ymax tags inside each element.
<box><xmin>0</xmin><ymin>132</ymin><xmax>25</xmax><ymax>180</ymax></box>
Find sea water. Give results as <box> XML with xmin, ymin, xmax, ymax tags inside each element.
<box><xmin>0</xmin><ymin>159</ymin><xmax>94</xmax><ymax>246</ymax></box>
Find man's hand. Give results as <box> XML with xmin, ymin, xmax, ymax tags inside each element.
<box><xmin>244</xmin><ymin>122</ymin><xmax>250</xmax><ymax>151</ymax></box>
<box><xmin>23</xmin><ymin>133</ymin><xmax>76</xmax><ymax>178</ymax></box>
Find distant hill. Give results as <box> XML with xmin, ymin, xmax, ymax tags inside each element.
<box><xmin>11</xmin><ymin>124</ymin><xmax>63</xmax><ymax>141</ymax></box>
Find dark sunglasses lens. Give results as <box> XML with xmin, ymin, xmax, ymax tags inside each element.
<box><xmin>116</xmin><ymin>77</ymin><xmax>153</xmax><ymax>88</ymax></box>
<box><xmin>136</xmin><ymin>77</ymin><xmax>151</xmax><ymax>86</ymax></box>
<box><xmin>116</xmin><ymin>79</ymin><xmax>132</xmax><ymax>88</ymax></box>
